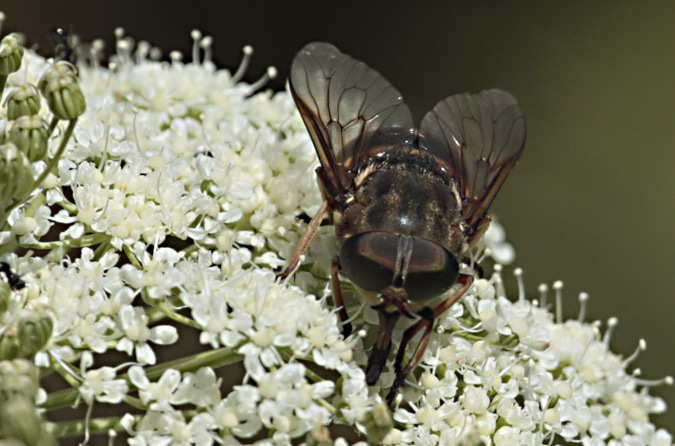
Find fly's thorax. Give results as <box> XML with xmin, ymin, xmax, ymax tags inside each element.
<box><xmin>336</xmin><ymin>157</ymin><xmax>464</xmax><ymax>255</ymax></box>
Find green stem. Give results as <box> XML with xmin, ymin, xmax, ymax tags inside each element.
<box><xmin>92</xmin><ymin>237</ymin><xmax>113</xmax><ymax>261</ymax></box>
<box><xmin>43</xmin><ymin>346</ymin><xmax>242</xmax><ymax>411</ymax></box>
<box><xmin>50</xmin><ymin>352</ymin><xmax>82</xmax><ymax>388</ymax></box>
<box><xmin>317</xmin><ymin>398</ymin><xmax>337</xmax><ymax>416</ymax></box>
<box><xmin>154</xmin><ymin>301</ymin><xmax>202</xmax><ymax>329</ymax></box>
<box><xmin>454</xmin><ymin>332</ymin><xmax>489</xmax><ymax>343</ymax></box>
<box><xmin>122</xmin><ymin>394</ymin><xmax>145</xmax><ymax>411</ymax></box>
<box><xmin>181</xmin><ymin>244</ymin><xmax>199</xmax><ymax>257</ymax></box>
<box><xmin>47</xmin><ymin>116</ymin><xmax>59</xmax><ymax>137</ymax></box>
<box><xmin>47</xmin><ymin>407</ymin><xmax>202</xmax><ymax>439</ymax></box>
<box><xmin>142</xmin><ymin>346</ymin><xmax>242</xmax><ymax>381</ymax></box>
<box><xmin>0</xmin><ymin>74</ymin><xmax>7</xmax><ymax>96</ymax></box>
<box><xmin>59</xmin><ymin>199</ymin><xmax>78</xmax><ymax>214</ymax></box>
<box><xmin>45</xmin><ymin>414</ymin><xmax>136</xmax><ymax>438</ymax></box>
<box><xmin>303</xmin><ymin>366</ymin><xmax>325</xmax><ymax>384</ymax></box>
<box><xmin>22</xmin><ymin>233</ymin><xmax>110</xmax><ymax>251</ymax></box>
<box><xmin>33</xmin><ymin>118</ymin><xmax>77</xmax><ymax>193</ymax></box>
<box><xmin>123</xmin><ymin>244</ymin><xmax>142</xmax><ymax>269</ymax></box>
<box><xmin>24</xmin><ymin>191</ymin><xmax>47</xmax><ymax>217</ymax></box>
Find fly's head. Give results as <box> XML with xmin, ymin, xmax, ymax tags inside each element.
<box><xmin>339</xmin><ymin>231</ymin><xmax>460</xmax><ymax>313</ymax></box>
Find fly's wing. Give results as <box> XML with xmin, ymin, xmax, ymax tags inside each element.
<box><xmin>290</xmin><ymin>42</ymin><xmax>415</xmax><ymax>197</ymax></box>
<box><xmin>418</xmin><ymin>89</ymin><xmax>526</xmax><ymax>231</ymax></box>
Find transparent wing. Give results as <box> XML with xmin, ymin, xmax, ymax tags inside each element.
<box><xmin>290</xmin><ymin>42</ymin><xmax>414</xmax><ymax>196</ymax></box>
<box><xmin>418</xmin><ymin>89</ymin><xmax>526</xmax><ymax>230</ymax></box>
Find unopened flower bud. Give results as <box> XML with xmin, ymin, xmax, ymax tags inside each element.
<box><xmin>0</xmin><ymin>143</ymin><xmax>34</xmax><ymax>217</ymax></box>
<box><xmin>0</xmin><ymin>322</ymin><xmax>20</xmax><ymax>360</ymax></box>
<box><xmin>38</xmin><ymin>61</ymin><xmax>86</xmax><ymax>120</ymax></box>
<box><xmin>0</xmin><ymin>358</ymin><xmax>40</xmax><ymax>399</ymax></box>
<box><xmin>0</xmin><ymin>314</ymin><xmax>52</xmax><ymax>360</ymax></box>
<box><xmin>0</xmin><ymin>282</ymin><xmax>9</xmax><ymax>313</ymax></box>
<box><xmin>0</xmin><ymin>394</ymin><xmax>55</xmax><ymax>446</ymax></box>
<box><xmin>6</xmin><ymin>84</ymin><xmax>41</xmax><ymax>119</ymax></box>
<box><xmin>9</xmin><ymin>115</ymin><xmax>48</xmax><ymax>162</ymax></box>
<box><xmin>363</xmin><ymin>402</ymin><xmax>393</xmax><ymax>444</ymax></box>
<box><xmin>17</xmin><ymin>315</ymin><xmax>53</xmax><ymax>358</ymax></box>
<box><xmin>0</xmin><ymin>33</ymin><xmax>24</xmax><ymax>75</ymax></box>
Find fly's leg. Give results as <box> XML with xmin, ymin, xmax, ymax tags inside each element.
<box><xmin>386</xmin><ymin>274</ymin><xmax>474</xmax><ymax>405</ymax></box>
<box><xmin>331</xmin><ymin>256</ymin><xmax>353</xmax><ymax>337</ymax></box>
<box><xmin>277</xmin><ymin>200</ymin><xmax>329</xmax><ymax>280</ymax></box>
<box><xmin>366</xmin><ymin>310</ymin><xmax>401</xmax><ymax>386</ymax></box>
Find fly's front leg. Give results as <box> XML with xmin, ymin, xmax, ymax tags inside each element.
<box><xmin>277</xmin><ymin>201</ymin><xmax>329</xmax><ymax>281</ymax></box>
<box><xmin>366</xmin><ymin>310</ymin><xmax>401</xmax><ymax>386</ymax></box>
<box><xmin>386</xmin><ymin>274</ymin><xmax>474</xmax><ymax>405</ymax></box>
<box><xmin>331</xmin><ymin>256</ymin><xmax>352</xmax><ymax>337</ymax></box>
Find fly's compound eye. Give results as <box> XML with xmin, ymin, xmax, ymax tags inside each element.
<box><xmin>339</xmin><ymin>232</ymin><xmax>398</xmax><ymax>292</ymax></box>
<box><xmin>404</xmin><ymin>238</ymin><xmax>459</xmax><ymax>302</ymax></box>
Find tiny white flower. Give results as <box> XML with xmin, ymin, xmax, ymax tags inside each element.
<box><xmin>78</xmin><ymin>352</ymin><xmax>128</xmax><ymax>404</ymax></box>
<box><xmin>116</xmin><ymin>304</ymin><xmax>178</xmax><ymax>364</ymax></box>
<box><xmin>129</xmin><ymin>365</ymin><xmax>181</xmax><ymax>410</ymax></box>
<box><xmin>171</xmin><ymin>367</ymin><xmax>221</xmax><ymax>408</ymax></box>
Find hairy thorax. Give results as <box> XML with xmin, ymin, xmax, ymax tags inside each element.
<box><xmin>334</xmin><ymin>153</ymin><xmax>466</xmax><ymax>256</ymax></box>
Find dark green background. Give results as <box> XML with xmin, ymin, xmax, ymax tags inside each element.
<box><xmin>4</xmin><ymin>0</ymin><xmax>673</xmax><ymax>432</ymax></box>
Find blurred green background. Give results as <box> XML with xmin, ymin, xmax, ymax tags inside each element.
<box><xmin>3</xmin><ymin>0</ymin><xmax>674</xmax><ymax>432</ymax></box>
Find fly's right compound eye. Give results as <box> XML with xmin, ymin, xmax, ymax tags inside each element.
<box><xmin>403</xmin><ymin>238</ymin><xmax>459</xmax><ymax>302</ymax></box>
<box><xmin>339</xmin><ymin>232</ymin><xmax>398</xmax><ymax>292</ymax></box>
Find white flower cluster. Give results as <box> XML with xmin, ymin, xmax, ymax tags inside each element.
<box><xmin>0</xmin><ymin>33</ymin><xmax>671</xmax><ymax>446</ymax></box>
<box><xmin>384</xmin><ymin>279</ymin><xmax>672</xmax><ymax>446</ymax></box>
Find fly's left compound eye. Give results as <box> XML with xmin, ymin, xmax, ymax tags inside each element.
<box><xmin>404</xmin><ymin>238</ymin><xmax>459</xmax><ymax>302</ymax></box>
<box><xmin>339</xmin><ymin>232</ymin><xmax>398</xmax><ymax>292</ymax></box>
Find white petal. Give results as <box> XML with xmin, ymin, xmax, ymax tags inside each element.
<box><xmin>312</xmin><ymin>380</ymin><xmax>335</xmax><ymax>398</ymax></box>
<box><xmin>120</xmin><ymin>413</ymin><xmax>137</xmax><ymax>434</ymax></box>
<box><xmin>159</xmin><ymin>368</ymin><xmax>182</xmax><ymax>391</ymax></box>
<box><xmin>135</xmin><ymin>343</ymin><xmax>156</xmax><ymax>365</ymax></box>
<box><xmin>115</xmin><ymin>338</ymin><xmax>134</xmax><ymax>355</ymax></box>
<box><xmin>128</xmin><ymin>365</ymin><xmax>150</xmax><ymax>389</ymax></box>
<box><xmin>243</xmin><ymin>353</ymin><xmax>265</xmax><ymax>381</ymax></box>
<box><xmin>149</xmin><ymin>325</ymin><xmax>178</xmax><ymax>344</ymax></box>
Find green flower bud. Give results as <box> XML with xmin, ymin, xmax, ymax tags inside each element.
<box><xmin>8</xmin><ymin>115</ymin><xmax>48</xmax><ymax>162</ymax></box>
<box><xmin>38</xmin><ymin>61</ymin><xmax>85</xmax><ymax>120</ymax></box>
<box><xmin>17</xmin><ymin>315</ymin><xmax>53</xmax><ymax>359</ymax></box>
<box><xmin>0</xmin><ymin>394</ymin><xmax>55</xmax><ymax>446</ymax></box>
<box><xmin>0</xmin><ymin>281</ymin><xmax>9</xmax><ymax>313</ymax></box>
<box><xmin>363</xmin><ymin>402</ymin><xmax>393</xmax><ymax>444</ymax></box>
<box><xmin>0</xmin><ymin>359</ymin><xmax>40</xmax><ymax>399</ymax></box>
<box><xmin>5</xmin><ymin>84</ymin><xmax>41</xmax><ymax>119</ymax></box>
<box><xmin>0</xmin><ymin>143</ymin><xmax>34</xmax><ymax>221</ymax></box>
<box><xmin>0</xmin><ymin>325</ymin><xmax>20</xmax><ymax>360</ymax></box>
<box><xmin>0</xmin><ymin>33</ymin><xmax>24</xmax><ymax>75</ymax></box>
<box><xmin>0</xmin><ymin>314</ymin><xmax>52</xmax><ymax>360</ymax></box>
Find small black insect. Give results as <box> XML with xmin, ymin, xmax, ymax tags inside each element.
<box><xmin>0</xmin><ymin>262</ymin><xmax>25</xmax><ymax>291</ymax></box>
<box><xmin>50</xmin><ymin>27</ymin><xmax>78</xmax><ymax>66</ymax></box>
<box><xmin>280</xmin><ymin>43</ymin><xmax>526</xmax><ymax>404</ymax></box>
